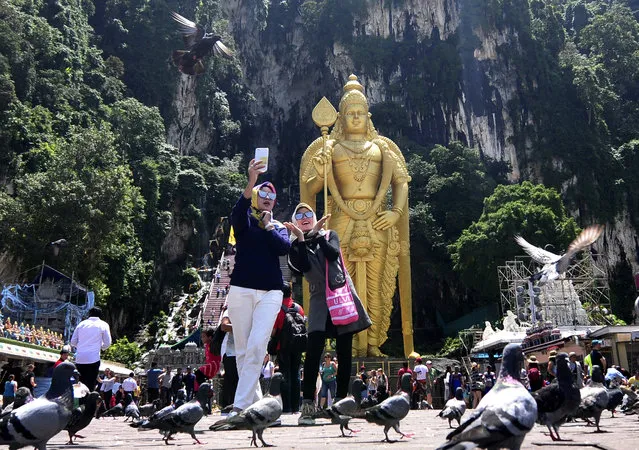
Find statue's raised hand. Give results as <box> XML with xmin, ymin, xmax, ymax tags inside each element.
<box><xmin>372</xmin><ymin>210</ymin><xmax>400</xmax><ymax>230</ymax></box>
<box><xmin>312</xmin><ymin>148</ymin><xmax>332</xmax><ymax>177</ymax></box>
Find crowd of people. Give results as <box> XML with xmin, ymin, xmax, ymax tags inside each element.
<box><xmin>1</xmin><ymin>316</ymin><xmax>65</xmax><ymax>350</ymax></box>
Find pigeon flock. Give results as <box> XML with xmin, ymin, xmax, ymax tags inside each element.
<box><xmin>2</xmin><ymin>344</ymin><xmax>637</xmax><ymax>449</ymax></box>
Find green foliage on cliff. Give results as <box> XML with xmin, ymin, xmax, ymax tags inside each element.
<box><xmin>0</xmin><ymin>0</ymin><xmax>245</xmax><ymax>334</ymax></box>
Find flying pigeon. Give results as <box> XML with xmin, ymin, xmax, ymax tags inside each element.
<box><xmin>170</xmin><ymin>11</ymin><xmax>233</xmax><ymax>75</ymax></box>
<box><xmin>0</xmin><ymin>361</ymin><xmax>79</xmax><ymax>450</ymax></box>
<box><xmin>65</xmin><ymin>391</ymin><xmax>101</xmax><ymax>444</ymax></box>
<box><xmin>437</xmin><ymin>344</ymin><xmax>537</xmax><ymax>450</ymax></box>
<box><xmin>515</xmin><ymin>225</ymin><xmax>604</xmax><ymax>285</ymax></box>
<box><xmin>360</xmin><ymin>372</ymin><xmax>413</xmax><ymax>443</ymax></box>
<box><xmin>131</xmin><ymin>382</ymin><xmax>212</xmax><ymax>445</ymax></box>
<box><xmin>124</xmin><ymin>394</ymin><xmax>141</xmax><ymax>421</ymax></box>
<box><xmin>438</xmin><ymin>387</ymin><xmax>467</xmax><ymax>428</ymax></box>
<box><xmin>0</xmin><ymin>387</ymin><xmax>34</xmax><ymax>418</ymax></box>
<box><xmin>532</xmin><ymin>352</ymin><xmax>581</xmax><ymax>441</ymax></box>
<box><xmin>209</xmin><ymin>373</ymin><xmax>283</xmax><ymax>447</ymax></box>
<box><xmin>312</xmin><ymin>378</ymin><xmax>365</xmax><ymax>437</ymax></box>
<box><xmin>575</xmin><ymin>365</ymin><xmax>609</xmax><ymax>432</ymax></box>
<box><xmin>139</xmin><ymin>399</ymin><xmax>162</xmax><ymax>418</ymax></box>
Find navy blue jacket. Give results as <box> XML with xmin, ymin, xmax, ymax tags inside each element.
<box><xmin>230</xmin><ymin>195</ymin><xmax>290</xmax><ymax>290</ymax></box>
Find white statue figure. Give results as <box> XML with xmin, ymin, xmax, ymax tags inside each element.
<box><xmin>482</xmin><ymin>321</ymin><xmax>496</xmax><ymax>341</ymax></box>
<box><xmin>503</xmin><ymin>310</ymin><xmax>522</xmax><ymax>332</ymax></box>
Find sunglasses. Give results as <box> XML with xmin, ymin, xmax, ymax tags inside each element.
<box><xmin>257</xmin><ymin>190</ymin><xmax>276</xmax><ymax>200</ymax></box>
<box><xmin>295</xmin><ymin>211</ymin><xmax>314</xmax><ymax>220</ymax></box>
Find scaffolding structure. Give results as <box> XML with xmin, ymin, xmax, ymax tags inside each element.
<box><xmin>0</xmin><ymin>264</ymin><xmax>94</xmax><ymax>341</ymax></box>
<box><xmin>497</xmin><ymin>253</ymin><xmax>611</xmax><ymax>327</ymax></box>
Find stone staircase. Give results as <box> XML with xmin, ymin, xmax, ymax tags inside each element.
<box><xmin>201</xmin><ymin>252</ymin><xmax>234</xmax><ymax>328</ymax></box>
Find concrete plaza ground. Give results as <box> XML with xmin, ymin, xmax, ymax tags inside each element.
<box><xmin>43</xmin><ymin>408</ymin><xmax>639</xmax><ymax>449</ymax></box>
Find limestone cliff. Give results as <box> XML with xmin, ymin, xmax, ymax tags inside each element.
<box><xmin>164</xmin><ymin>0</ymin><xmax>638</xmax><ymax>317</ymax></box>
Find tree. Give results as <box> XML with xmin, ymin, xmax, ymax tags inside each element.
<box><xmin>102</xmin><ymin>337</ymin><xmax>142</xmax><ymax>367</ymax></box>
<box><xmin>449</xmin><ymin>181</ymin><xmax>580</xmax><ymax>301</ymax></box>
<box><xmin>0</xmin><ymin>126</ymin><xmax>150</xmax><ymax>313</ymax></box>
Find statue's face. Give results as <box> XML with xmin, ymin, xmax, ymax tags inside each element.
<box><xmin>342</xmin><ymin>104</ymin><xmax>368</xmax><ymax>134</ymax></box>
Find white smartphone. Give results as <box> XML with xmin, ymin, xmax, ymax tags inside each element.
<box><xmin>254</xmin><ymin>147</ymin><xmax>269</xmax><ymax>173</ymax></box>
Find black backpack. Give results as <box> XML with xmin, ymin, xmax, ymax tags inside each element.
<box><xmin>278</xmin><ymin>304</ymin><xmax>307</xmax><ymax>353</ymax></box>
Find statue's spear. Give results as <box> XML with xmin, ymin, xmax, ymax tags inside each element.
<box><xmin>312</xmin><ymin>97</ymin><xmax>338</xmax><ymax>226</ymax></box>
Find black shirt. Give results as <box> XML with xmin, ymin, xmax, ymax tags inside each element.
<box><xmin>590</xmin><ymin>349</ymin><xmax>603</xmax><ymax>369</ymax></box>
<box><xmin>21</xmin><ymin>371</ymin><xmax>35</xmax><ymax>392</ymax></box>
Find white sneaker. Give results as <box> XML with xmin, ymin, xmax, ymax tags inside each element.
<box><xmin>228</xmin><ymin>410</ymin><xmax>240</xmax><ymax>419</ymax></box>
<box><xmin>298</xmin><ymin>401</ymin><xmax>316</xmax><ymax>426</ymax></box>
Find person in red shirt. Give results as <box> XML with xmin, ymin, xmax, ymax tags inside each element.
<box><xmin>271</xmin><ymin>283</ymin><xmax>305</xmax><ymax>413</ymax></box>
<box><xmin>397</xmin><ymin>361</ymin><xmax>413</xmax><ymax>391</ymax></box>
<box><xmin>197</xmin><ymin>328</ymin><xmax>222</xmax><ymax>383</ymax></box>
<box><xmin>54</xmin><ymin>345</ymin><xmax>71</xmax><ymax>368</ymax></box>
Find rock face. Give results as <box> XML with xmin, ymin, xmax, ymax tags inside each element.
<box><xmin>167</xmin><ymin>75</ymin><xmax>212</xmax><ymax>156</ymax></box>
<box><xmin>203</xmin><ymin>0</ymin><xmax>523</xmax><ymax>177</ymax></box>
<box><xmin>165</xmin><ymin>0</ymin><xmax>638</xmax><ymax>306</ymax></box>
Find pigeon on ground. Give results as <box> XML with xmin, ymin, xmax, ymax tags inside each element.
<box><xmin>209</xmin><ymin>373</ymin><xmax>283</xmax><ymax>447</ymax></box>
<box><xmin>101</xmin><ymin>400</ymin><xmax>124</xmax><ymax>418</ymax></box>
<box><xmin>420</xmin><ymin>399</ymin><xmax>434</xmax><ymax>410</ymax></box>
<box><xmin>170</xmin><ymin>11</ymin><xmax>233</xmax><ymax>75</ymax></box>
<box><xmin>438</xmin><ymin>387</ymin><xmax>467</xmax><ymax>429</ymax></box>
<box><xmin>131</xmin><ymin>382</ymin><xmax>212</xmax><ymax>445</ymax></box>
<box><xmin>124</xmin><ymin>394</ymin><xmax>140</xmax><ymax>421</ymax></box>
<box><xmin>532</xmin><ymin>352</ymin><xmax>581</xmax><ymax>441</ymax></box>
<box><xmin>605</xmin><ymin>385</ymin><xmax>624</xmax><ymax>418</ymax></box>
<box><xmin>515</xmin><ymin>225</ymin><xmax>604</xmax><ymax>285</ymax></box>
<box><xmin>575</xmin><ymin>365</ymin><xmax>609</xmax><ymax>432</ymax></box>
<box><xmin>0</xmin><ymin>361</ymin><xmax>79</xmax><ymax>450</ymax></box>
<box><xmin>620</xmin><ymin>386</ymin><xmax>638</xmax><ymax>414</ymax></box>
<box><xmin>437</xmin><ymin>343</ymin><xmax>537</xmax><ymax>450</ymax></box>
<box><xmin>0</xmin><ymin>387</ymin><xmax>34</xmax><ymax>418</ymax></box>
<box><xmin>130</xmin><ymin>403</ymin><xmax>176</xmax><ymax>429</ymax></box>
<box><xmin>65</xmin><ymin>391</ymin><xmax>101</xmax><ymax>444</ymax></box>
<box><xmin>139</xmin><ymin>399</ymin><xmax>162</xmax><ymax>418</ymax></box>
<box><xmin>312</xmin><ymin>378</ymin><xmax>365</xmax><ymax>437</ymax></box>
<box><xmin>360</xmin><ymin>372</ymin><xmax>413</xmax><ymax>443</ymax></box>
<box><xmin>174</xmin><ymin>389</ymin><xmax>187</xmax><ymax>408</ymax></box>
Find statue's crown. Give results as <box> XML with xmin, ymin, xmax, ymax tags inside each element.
<box><xmin>339</xmin><ymin>74</ymin><xmax>368</xmax><ymax>112</ymax></box>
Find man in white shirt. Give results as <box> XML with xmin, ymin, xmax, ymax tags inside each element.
<box><xmin>70</xmin><ymin>307</ymin><xmax>112</xmax><ymax>390</ymax></box>
<box><xmin>412</xmin><ymin>357</ymin><xmax>428</xmax><ymax>409</ymax></box>
<box><xmin>413</xmin><ymin>357</ymin><xmax>428</xmax><ymax>381</ymax></box>
<box><xmin>122</xmin><ymin>372</ymin><xmax>138</xmax><ymax>401</ymax></box>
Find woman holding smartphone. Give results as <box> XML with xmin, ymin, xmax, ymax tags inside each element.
<box><xmin>226</xmin><ymin>158</ymin><xmax>290</xmax><ymax>416</ymax></box>
<box><xmin>284</xmin><ymin>203</ymin><xmax>371</xmax><ymax>425</ymax></box>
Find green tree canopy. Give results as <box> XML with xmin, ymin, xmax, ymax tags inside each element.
<box><xmin>449</xmin><ymin>181</ymin><xmax>580</xmax><ymax>301</ymax></box>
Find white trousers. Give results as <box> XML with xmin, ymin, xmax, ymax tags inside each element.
<box><xmin>227</xmin><ymin>286</ymin><xmax>282</xmax><ymax>410</ymax></box>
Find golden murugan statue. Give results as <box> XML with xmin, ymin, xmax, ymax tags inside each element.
<box><xmin>300</xmin><ymin>75</ymin><xmax>417</xmax><ymax>358</ymax></box>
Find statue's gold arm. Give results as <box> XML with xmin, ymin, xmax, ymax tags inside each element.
<box><xmin>378</xmin><ymin>136</ymin><xmax>417</xmax><ymax>358</ymax></box>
